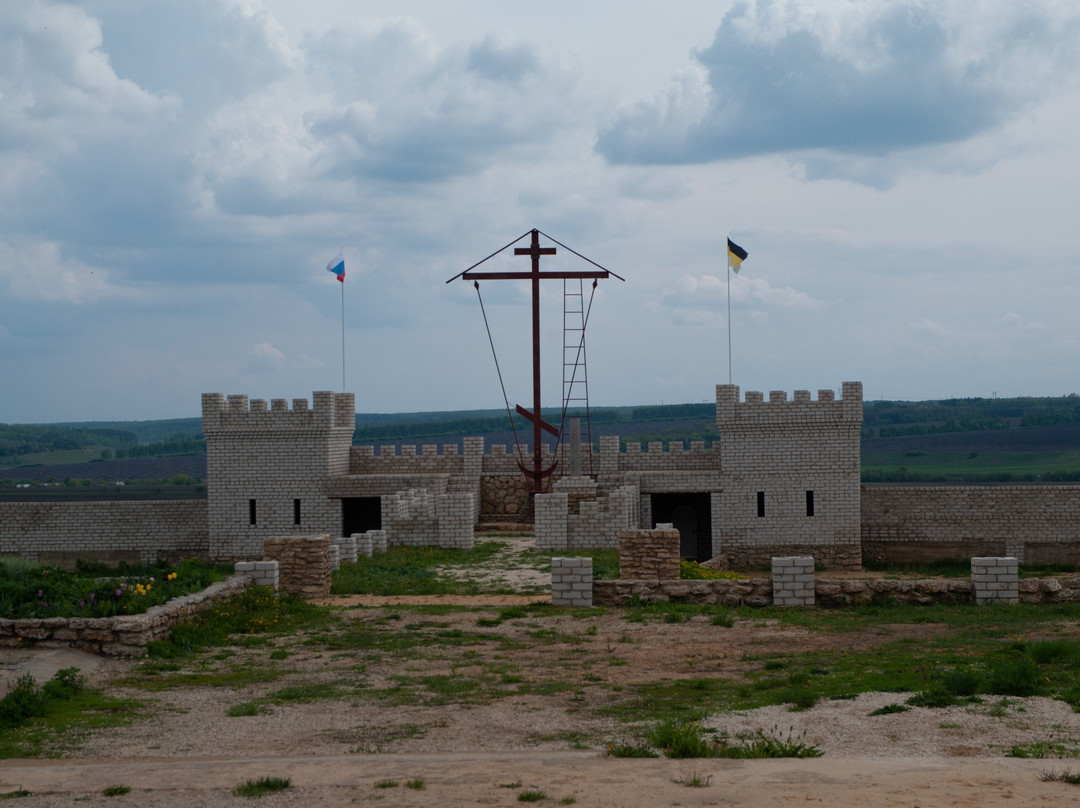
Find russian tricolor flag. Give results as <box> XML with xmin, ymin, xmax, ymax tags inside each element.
<box><xmin>326</xmin><ymin>249</ymin><xmax>345</xmax><ymax>282</ymax></box>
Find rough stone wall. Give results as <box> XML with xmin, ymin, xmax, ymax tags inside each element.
<box><xmin>861</xmin><ymin>484</ymin><xmax>1080</xmax><ymax>564</ymax></box>
<box><xmin>0</xmin><ymin>501</ymin><xmax>208</xmax><ymax>564</ymax></box>
<box><xmin>202</xmin><ymin>391</ymin><xmax>355</xmax><ymax>561</ymax></box>
<box><xmin>594</xmin><ymin>575</ymin><xmax>1080</xmax><ymax>608</ymax></box>
<box><xmin>716</xmin><ymin>383</ymin><xmax>863</xmax><ymax>569</ymax></box>
<box><xmin>262</xmin><ymin>535</ymin><xmax>331</xmax><ymax>599</ymax></box>
<box><xmin>618</xmin><ymin>529</ymin><xmax>680</xmax><ymax>579</ymax></box>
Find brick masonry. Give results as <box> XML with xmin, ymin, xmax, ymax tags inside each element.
<box><xmin>971</xmin><ymin>556</ymin><xmax>1019</xmax><ymax>604</ymax></box>
<box><xmin>862</xmin><ymin>485</ymin><xmax>1080</xmax><ymax>564</ymax></box>
<box><xmin>772</xmin><ymin>556</ymin><xmax>815</xmax><ymax>606</ymax></box>
<box><xmin>551</xmin><ymin>557</ymin><xmax>592</xmax><ymax>607</ymax></box>
<box><xmin>0</xmin><ymin>501</ymin><xmax>208</xmax><ymax>564</ymax></box>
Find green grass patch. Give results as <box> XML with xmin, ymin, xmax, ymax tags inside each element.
<box><xmin>331</xmin><ymin>542</ymin><xmax>506</xmax><ymax>596</ymax></box>
<box><xmin>0</xmin><ymin>677</ymin><xmax>143</xmax><ymax>759</ymax></box>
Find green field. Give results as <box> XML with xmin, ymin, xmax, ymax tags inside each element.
<box><xmin>862</xmin><ymin>450</ymin><xmax>1080</xmax><ymax>481</ymax></box>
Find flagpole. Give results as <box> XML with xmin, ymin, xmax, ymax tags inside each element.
<box><xmin>340</xmin><ymin>246</ymin><xmax>346</xmax><ymax>393</ymax></box>
<box><xmin>727</xmin><ymin>251</ymin><xmax>733</xmax><ymax>386</ymax></box>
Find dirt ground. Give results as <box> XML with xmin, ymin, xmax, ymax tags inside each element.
<box><xmin>2</xmin><ymin>539</ymin><xmax>1080</xmax><ymax>806</ymax></box>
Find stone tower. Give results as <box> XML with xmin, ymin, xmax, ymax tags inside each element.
<box><xmin>201</xmin><ymin>391</ymin><xmax>355</xmax><ymax>560</ymax></box>
<box><xmin>715</xmin><ymin>382</ymin><xmax>863</xmax><ymax>568</ymax></box>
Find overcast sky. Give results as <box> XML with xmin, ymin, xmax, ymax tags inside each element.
<box><xmin>2</xmin><ymin>0</ymin><xmax>1079</xmax><ymax>424</ymax></box>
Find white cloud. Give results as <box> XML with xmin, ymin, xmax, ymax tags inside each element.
<box><xmin>0</xmin><ymin>240</ymin><xmax>144</xmax><ymax>304</ymax></box>
<box><xmin>596</xmin><ymin>0</ymin><xmax>1080</xmax><ymax>179</ymax></box>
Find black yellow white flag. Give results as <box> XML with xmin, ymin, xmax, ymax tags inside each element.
<box><xmin>727</xmin><ymin>239</ymin><xmax>748</xmax><ymax>273</ymax></box>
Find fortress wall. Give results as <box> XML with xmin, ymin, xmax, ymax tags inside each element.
<box><xmin>0</xmin><ymin>500</ymin><xmax>208</xmax><ymax>565</ymax></box>
<box><xmin>862</xmin><ymin>484</ymin><xmax>1080</xmax><ymax>564</ymax></box>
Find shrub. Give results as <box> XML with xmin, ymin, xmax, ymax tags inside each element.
<box><xmin>984</xmin><ymin>653</ymin><xmax>1041</xmax><ymax>697</ymax></box>
<box><xmin>940</xmin><ymin>668</ymin><xmax>981</xmax><ymax>697</ymax></box>
<box><xmin>0</xmin><ymin>675</ymin><xmax>47</xmax><ymax>728</ymax></box>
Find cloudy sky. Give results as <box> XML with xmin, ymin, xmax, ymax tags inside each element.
<box><xmin>2</xmin><ymin>0</ymin><xmax>1079</xmax><ymax>424</ymax></box>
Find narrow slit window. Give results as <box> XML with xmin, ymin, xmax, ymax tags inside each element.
<box><xmin>756</xmin><ymin>491</ymin><xmax>765</xmax><ymax>518</ymax></box>
<box><xmin>293</xmin><ymin>498</ymin><xmax>301</xmax><ymax>526</ymax></box>
<box><xmin>248</xmin><ymin>499</ymin><xmax>257</xmax><ymax>526</ymax></box>
<box><xmin>806</xmin><ymin>490</ymin><xmax>815</xmax><ymax>517</ymax></box>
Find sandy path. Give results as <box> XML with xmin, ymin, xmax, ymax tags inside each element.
<box><xmin>0</xmin><ymin>753</ymin><xmax>1071</xmax><ymax>806</ymax></box>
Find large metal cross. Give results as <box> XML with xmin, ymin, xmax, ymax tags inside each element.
<box><xmin>459</xmin><ymin>229</ymin><xmax>610</xmax><ymax>494</ymax></box>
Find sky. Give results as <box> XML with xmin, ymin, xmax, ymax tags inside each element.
<box><xmin>2</xmin><ymin>0</ymin><xmax>1079</xmax><ymax>424</ymax></box>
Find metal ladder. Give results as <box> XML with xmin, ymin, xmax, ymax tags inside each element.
<box><xmin>562</xmin><ymin>278</ymin><xmax>593</xmax><ymax>474</ymax></box>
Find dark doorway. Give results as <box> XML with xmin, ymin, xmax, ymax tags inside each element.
<box><xmin>342</xmin><ymin>497</ymin><xmax>381</xmax><ymax>537</ymax></box>
<box><xmin>650</xmin><ymin>492</ymin><xmax>712</xmax><ymax>562</ymax></box>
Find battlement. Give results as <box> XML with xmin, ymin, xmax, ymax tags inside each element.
<box><xmin>202</xmin><ymin>391</ymin><xmax>355</xmax><ymax>434</ymax></box>
<box><xmin>716</xmin><ymin>382</ymin><xmax>862</xmax><ymax>428</ymax></box>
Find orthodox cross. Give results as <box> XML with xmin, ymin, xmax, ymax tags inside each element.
<box><xmin>448</xmin><ymin>229</ymin><xmax>621</xmax><ymax>495</ymax></box>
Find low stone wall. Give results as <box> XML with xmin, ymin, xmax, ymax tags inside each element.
<box><xmin>0</xmin><ymin>575</ymin><xmax>250</xmax><ymax>657</ymax></box>
<box><xmin>594</xmin><ymin>575</ymin><xmax>1080</xmax><ymax>608</ymax></box>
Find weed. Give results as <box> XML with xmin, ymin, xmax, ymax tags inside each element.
<box><xmin>405</xmin><ymin>778</ymin><xmax>425</xmax><ymax>790</ymax></box>
<box><xmin>670</xmin><ymin>772</ymin><xmax>712</xmax><ymax>787</ymax></box>
<box><xmin>1009</xmin><ymin>740</ymin><xmax>1080</xmax><ymax>759</ymax></box>
<box><xmin>1039</xmin><ymin>769</ymin><xmax>1080</xmax><ymax>784</ymax></box>
<box><xmin>906</xmin><ymin>687</ymin><xmax>965</xmax><ymax>708</ymax></box>
<box><xmin>499</xmin><ymin>780</ymin><xmax>522</xmax><ymax>789</ymax></box>
<box><xmin>374</xmin><ymin>780</ymin><xmax>398</xmax><ymax>789</ymax></box>
<box><xmin>0</xmin><ymin>789</ymin><xmax>31</xmax><ymax>799</ymax></box>
<box><xmin>518</xmin><ymin>790</ymin><xmax>547</xmax><ymax>802</ymax></box>
<box><xmin>607</xmin><ymin>743</ymin><xmax>659</xmax><ymax>758</ymax></box>
<box><xmin>226</xmin><ymin>702</ymin><xmax>265</xmax><ymax>717</ymax></box>
<box><xmin>233</xmin><ymin>777</ymin><xmax>292</xmax><ymax>797</ymax></box>
<box><xmin>101</xmin><ymin>786</ymin><xmax>130</xmax><ymax>797</ymax></box>
<box><xmin>559</xmin><ymin>796</ymin><xmax>577</xmax><ymax>805</ymax></box>
<box><xmin>868</xmin><ymin>704</ymin><xmax>909</xmax><ymax>716</ymax></box>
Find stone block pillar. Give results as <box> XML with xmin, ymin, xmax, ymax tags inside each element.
<box><xmin>552</xmin><ymin>557</ymin><xmax>592</xmax><ymax>607</ymax></box>
<box><xmin>772</xmin><ymin>556</ymin><xmax>815</xmax><ymax>606</ymax></box>
<box><xmin>972</xmin><ymin>557</ymin><xmax>1019</xmax><ymax>604</ymax></box>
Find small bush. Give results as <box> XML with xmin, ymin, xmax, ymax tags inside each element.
<box><xmin>0</xmin><ymin>676</ymin><xmax>47</xmax><ymax>729</ymax></box>
<box><xmin>647</xmin><ymin>720</ymin><xmax>716</xmax><ymax>758</ymax></box>
<box><xmin>233</xmin><ymin>777</ymin><xmax>291</xmax><ymax>798</ymax></box>
<box><xmin>518</xmin><ymin>790</ymin><xmax>547</xmax><ymax>802</ymax></box>
<box><xmin>41</xmin><ymin>668</ymin><xmax>84</xmax><ymax>701</ymax></box>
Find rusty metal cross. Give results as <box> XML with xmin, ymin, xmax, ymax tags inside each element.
<box><xmin>454</xmin><ymin>229</ymin><xmax>611</xmax><ymax>494</ymax></box>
